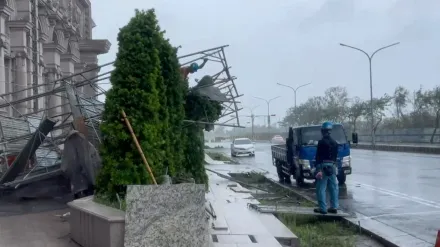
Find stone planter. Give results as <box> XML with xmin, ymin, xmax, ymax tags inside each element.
<box><xmin>68</xmin><ymin>196</ymin><xmax>125</xmax><ymax>247</ymax></box>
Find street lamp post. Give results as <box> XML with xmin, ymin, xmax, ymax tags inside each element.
<box><xmin>340</xmin><ymin>42</ymin><xmax>399</xmax><ymax>148</ymax></box>
<box><xmin>253</xmin><ymin>96</ymin><xmax>280</xmax><ymax>133</ymax></box>
<box><xmin>245</xmin><ymin>105</ymin><xmax>259</xmax><ymax>140</ymax></box>
<box><xmin>276</xmin><ymin>82</ymin><xmax>312</xmax><ymax>110</ymax></box>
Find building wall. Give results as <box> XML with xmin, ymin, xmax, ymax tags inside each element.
<box><xmin>0</xmin><ymin>0</ymin><xmax>110</xmax><ymax>119</ymax></box>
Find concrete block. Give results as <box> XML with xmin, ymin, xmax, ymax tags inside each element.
<box><xmin>124</xmin><ymin>184</ymin><xmax>210</xmax><ymax>247</ymax></box>
<box><xmin>68</xmin><ymin>196</ymin><xmax>125</xmax><ymax>247</ymax></box>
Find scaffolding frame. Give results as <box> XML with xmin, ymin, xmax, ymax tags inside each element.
<box><xmin>0</xmin><ymin>45</ymin><xmax>243</xmax><ymax>176</ymax></box>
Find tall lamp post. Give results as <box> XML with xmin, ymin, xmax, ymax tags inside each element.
<box><xmin>276</xmin><ymin>82</ymin><xmax>312</xmax><ymax>109</ymax></box>
<box><xmin>245</xmin><ymin>105</ymin><xmax>259</xmax><ymax>140</ymax></box>
<box><xmin>253</xmin><ymin>96</ymin><xmax>280</xmax><ymax>133</ymax></box>
<box><xmin>340</xmin><ymin>42</ymin><xmax>399</xmax><ymax>148</ymax></box>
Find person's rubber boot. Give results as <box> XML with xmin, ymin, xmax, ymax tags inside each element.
<box><xmin>328</xmin><ymin>208</ymin><xmax>338</xmax><ymax>214</ymax></box>
<box><xmin>313</xmin><ymin>208</ymin><xmax>327</xmax><ymax>214</ymax></box>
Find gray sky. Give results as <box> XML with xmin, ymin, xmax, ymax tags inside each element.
<box><xmin>93</xmin><ymin>0</ymin><xmax>440</xmax><ymax>126</ymax></box>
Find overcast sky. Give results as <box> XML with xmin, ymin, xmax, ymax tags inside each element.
<box><xmin>93</xmin><ymin>0</ymin><xmax>440</xmax><ymax>126</ymax></box>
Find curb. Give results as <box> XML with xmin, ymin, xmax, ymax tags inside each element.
<box><xmin>352</xmin><ymin>144</ymin><xmax>440</xmax><ymax>155</ymax></box>
<box><xmin>264</xmin><ymin>178</ymin><xmax>403</xmax><ymax>247</ymax></box>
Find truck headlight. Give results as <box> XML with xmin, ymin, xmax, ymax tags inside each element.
<box><xmin>342</xmin><ymin>156</ymin><xmax>351</xmax><ymax>167</ymax></box>
<box><xmin>299</xmin><ymin>159</ymin><xmax>310</xmax><ymax>169</ymax></box>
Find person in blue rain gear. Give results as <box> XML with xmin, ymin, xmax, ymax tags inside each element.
<box><xmin>313</xmin><ymin>121</ymin><xmax>339</xmax><ymax>214</ymax></box>
<box><xmin>180</xmin><ymin>58</ymin><xmax>208</xmax><ymax>79</ymax></box>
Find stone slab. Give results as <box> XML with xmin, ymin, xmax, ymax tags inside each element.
<box><xmin>124</xmin><ymin>184</ymin><xmax>210</xmax><ymax>247</ymax></box>
<box><xmin>230</xmin><ymin>186</ymin><xmax>251</xmax><ymax>193</ymax></box>
<box><xmin>216</xmin><ymin>235</ymin><xmax>253</xmax><ymax>244</ymax></box>
<box><xmin>256</xmin><ymin>213</ymin><xmax>298</xmax><ymax>246</ymax></box>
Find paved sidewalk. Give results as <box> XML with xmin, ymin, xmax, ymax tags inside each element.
<box><xmin>0</xmin><ymin>209</ymin><xmax>79</xmax><ymax>247</ymax></box>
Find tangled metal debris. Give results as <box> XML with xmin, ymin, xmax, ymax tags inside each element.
<box><xmin>0</xmin><ymin>45</ymin><xmax>243</xmax><ymax>195</ymax></box>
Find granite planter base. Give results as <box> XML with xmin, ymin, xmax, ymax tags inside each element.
<box><xmin>68</xmin><ymin>196</ymin><xmax>125</xmax><ymax>247</ymax></box>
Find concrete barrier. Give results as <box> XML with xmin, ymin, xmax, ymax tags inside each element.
<box><xmin>68</xmin><ymin>196</ymin><xmax>125</xmax><ymax>247</ymax></box>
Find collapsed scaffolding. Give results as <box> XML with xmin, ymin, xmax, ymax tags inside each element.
<box><xmin>0</xmin><ymin>45</ymin><xmax>243</xmax><ymax>190</ymax></box>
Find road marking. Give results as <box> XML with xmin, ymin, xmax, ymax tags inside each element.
<box><xmin>357</xmin><ymin>183</ymin><xmax>440</xmax><ymax>205</ymax></box>
<box><xmin>348</xmin><ymin>182</ymin><xmax>440</xmax><ymax>209</ymax></box>
<box><xmin>362</xmin><ymin>210</ymin><xmax>440</xmax><ymax>220</ymax></box>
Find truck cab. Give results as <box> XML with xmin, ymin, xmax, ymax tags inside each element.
<box><xmin>271</xmin><ymin>124</ymin><xmax>352</xmax><ymax>186</ymax></box>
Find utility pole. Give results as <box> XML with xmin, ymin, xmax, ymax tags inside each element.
<box><xmin>245</xmin><ymin>105</ymin><xmax>259</xmax><ymax>141</ymax></box>
<box><xmin>340</xmin><ymin>42</ymin><xmax>399</xmax><ymax>148</ymax></box>
<box><xmin>30</xmin><ymin>0</ymin><xmax>39</xmax><ymax>112</ymax></box>
<box><xmin>276</xmin><ymin>82</ymin><xmax>312</xmax><ymax>110</ymax></box>
<box><xmin>253</xmin><ymin>96</ymin><xmax>280</xmax><ymax>136</ymax></box>
<box><xmin>240</xmin><ymin>113</ymin><xmax>267</xmax><ymax>141</ymax></box>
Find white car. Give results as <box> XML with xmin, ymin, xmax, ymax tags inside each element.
<box><xmin>271</xmin><ymin>135</ymin><xmax>285</xmax><ymax>144</ymax></box>
<box><xmin>231</xmin><ymin>138</ymin><xmax>255</xmax><ymax>157</ymax></box>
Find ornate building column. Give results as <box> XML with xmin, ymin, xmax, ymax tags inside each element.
<box><xmin>61</xmin><ymin>50</ymin><xmax>79</xmax><ymax>119</ymax></box>
<box><xmin>43</xmin><ymin>66</ymin><xmax>62</xmax><ymax>120</ymax></box>
<box><xmin>74</xmin><ymin>62</ymin><xmax>86</xmax><ymax>93</ymax></box>
<box><xmin>79</xmin><ymin>39</ymin><xmax>110</xmax><ymax>99</ymax></box>
<box><xmin>0</xmin><ymin>4</ymin><xmax>13</xmax><ymax>115</ymax></box>
<box><xmin>13</xmin><ymin>51</ymin><xmax>28</xmax><ymax>116</ymax></box>
<box><xmin>9</xmin><ymin>20</ymin><xmax>31</xmax><ymax>116</ymax></box>
<box><xmin>43</xmin><ymin>36</ymin><xmax>66</xmax><ymax>119</ymax></box>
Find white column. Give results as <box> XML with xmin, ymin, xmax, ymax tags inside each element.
<box><xmin>82</xmin><ymin>63</ymin><xmax>99</xmax><ymax>98</ymax></box>
<box><xmin>61</xmin><ymin>55</ymin><xmax>75</xmax><ymax>119</ymax></box>
<box><xmin>26</xmin><ymin>56</ymin><xmax>33</xmax><ymax>113</ymax></box>
<box><xmin>13</xmin><ymin>51</ymin><xmax>28</xmax><ymax>116</ymax></box>
<box><xmin>74</xmin><ymin>62</ymin><xmax>86</xmax><ymax>94</ymax></box>
<box><xmin>0</xmin><ymin>42</ymin><xmax>7</xmax><ymax>115</ymax></box>
<box><xmin>43</xmin><ymin>66</ymin><xmax>62</xmax><ymax>120</ymax></box>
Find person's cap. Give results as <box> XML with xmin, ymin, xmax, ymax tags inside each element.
<box><xmin>321</xmin><ymin>121</ymin><xmax>333</xmax><ymax>130</ymax></box>
<box><xmin>190</xmin><ymin>63</ymin><xmax>199</xmax><ymax>71</ymax></box>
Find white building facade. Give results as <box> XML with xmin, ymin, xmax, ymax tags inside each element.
<box><xmin>0</xmin><ymin>0</ymin><xmax>110</xmax><ymax>118</ymax></box>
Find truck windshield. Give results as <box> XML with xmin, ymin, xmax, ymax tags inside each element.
<box><xmin>301</xmin><ymin>125</ymin><xmax>347</xmax><ymax>145</ymax></box>
<box><xmin>234</xmin><ymin>139</ymin><xmax>252</xmax><ymax>145</ymax></box>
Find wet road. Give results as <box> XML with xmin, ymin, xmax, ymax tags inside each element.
<box><xmin>207</xmin><ymin>142</ymin><xmax>440</xmax><ymax>245</ymax></box>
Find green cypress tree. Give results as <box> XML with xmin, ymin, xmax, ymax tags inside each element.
<box><xmin>96</xmin><ymin>9</ymin><xmax>170</xmax><ymax>200</ymax></box>
<box><xmin>157</xmin><ymin>37</ymin><xmax>187</xmax><ymax>177</ymax></box>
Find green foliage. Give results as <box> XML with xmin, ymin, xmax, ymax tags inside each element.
<box><xmin>157</xmin><ymin>29</ymin><xmax>187</xmax><ymax>178</ymax></box>
<box><xmin>182</xmin><ymin>91</ymin><xmax>223</xmax><ymax>185</ymax></box>
<box><xmin>185</xmin><ymin>92</ymin><xmax>223</xmax><ymax>125</ymax></box>
<box><xmin>95</xmin><ymin>9</ymin><xmax>184</xmax><ymax>201</ymax></box>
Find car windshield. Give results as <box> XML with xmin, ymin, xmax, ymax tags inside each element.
<box><xmin>300</xmin><ymin>125</ymin><xmax>347</xmax><ymax>145</ymax></box>
<box><xmin>234</xmin><ymin>139</ymin><xmax>252</xmax><ymax>145</ymax></box>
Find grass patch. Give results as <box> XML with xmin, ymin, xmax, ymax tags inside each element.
<box><xmin>206</xmin><ymin>152</ymin><xmax>232</xmax><ymax>162</ymax></box>
<box><xmin>229</xmin><ymin>172</ymin><xmax>366</xmax><ymax>247</ymax></box>
<box><xmin>204</xmin><ymin>145</ymin><xmax>224</xmax><ymax>149</ymax></box>
<box><xmin>279</xmin><ymin>214</ymin><xmax>358</xmax><ymax>247</ymax></box>
<box><xmin>94</xmin><ymin>194</ymin><xmax>126</xmax><ymax>211</ymax></box>
<box><xmin>229</xmin><ymin>172</ymin><xmax>316</xmax><ymax>207</ymax></box>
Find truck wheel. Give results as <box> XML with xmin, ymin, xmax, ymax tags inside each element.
<box><xmin>284</xmin><ymin>173</ymin><xmax>292</xmax><ymax>185</ymax></box>
<box><xmin>295</xmin><ymin>166</ymin><xmax>305</xmax><ymax>187</ymax></box>
<box><xmin>337</xmin><ymin>173</ymin><xmax>346</xmax><ymax>185</ymax></box>
<box><xmin>276</xmin><ymin>161</ymin><xmax>284</xmax><ymax>183</ymax></box>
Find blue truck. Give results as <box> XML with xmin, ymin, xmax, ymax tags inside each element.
<box><xmin>271</xmin><ymin>124</ymin><xmax>353</xmax><ymax>186</ymax></box>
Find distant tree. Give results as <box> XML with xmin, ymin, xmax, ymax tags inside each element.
<box><xmin>423</xmin><ymin>86</ymin><xmax>440</xmax><ymax>143</ymax></box>
<box><xmin>322</xmin><ymin>86</ymin><xmax>349</xmax><ymax>122</ymax></box>
<box><xmin>363</xmin><ymin>94</ymin><xmax>393</xmax><ymax>135</ymax></box>
<box><xmin>347</xmin><ymin>97</ymin><xmax>366</xmax><ymax>133</ymax></box>
<box><xmin>393</xmin><ymin>86</ymin><xmax>409</xmax><ymax>123</ymax></box>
